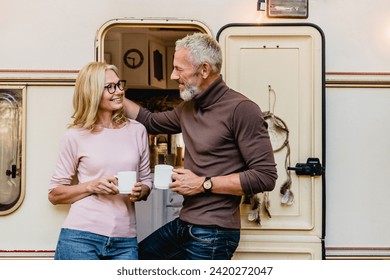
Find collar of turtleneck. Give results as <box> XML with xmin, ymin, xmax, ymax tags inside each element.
<box><xmin>192</xmin><ymin>75</ymin><xmax>230</xmax><ymax>109</ymax></box>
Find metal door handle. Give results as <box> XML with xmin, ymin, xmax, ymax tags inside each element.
<box><xmin>5</xmin><ymin>164</ymin><xmax>17</xmax><ymax>178</ymax></box>
<box><xmin>288</xmin><ymin>158</ymin><xmax>324</xmax><ymax>176</ymax></box>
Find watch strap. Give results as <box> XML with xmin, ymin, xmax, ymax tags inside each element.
<box><xmin>203</xmin><ymin>177</ymin><xmax>212</xmax><ymax>193</ymax></box>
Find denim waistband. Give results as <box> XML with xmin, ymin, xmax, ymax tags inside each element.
<box><xmin>179</xmin><ymin>219</ymin><xmax>236</xmax><ymax>230</ymax></box>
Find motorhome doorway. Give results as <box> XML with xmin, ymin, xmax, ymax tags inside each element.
<box><xmin>95</xmin><ymin>19</ymin><xmax>211</xmax><ymax>241</ymax></box>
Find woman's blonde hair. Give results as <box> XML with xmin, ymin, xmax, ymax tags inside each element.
<box><xmin>70</xmin><ymin>62</ymin><xmax>126</xmax><ymax>131</ymax></box>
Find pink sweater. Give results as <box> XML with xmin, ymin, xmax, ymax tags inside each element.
<box><xmin>49</xmin><ymin>119</ymin><xmax>152</xmax><ymax>238</ymax></box>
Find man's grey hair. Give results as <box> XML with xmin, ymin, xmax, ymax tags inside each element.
<box><xmin>175</xmin><ymin>32</ymin><xmax>222</xmax><ymax>73</ymax></box>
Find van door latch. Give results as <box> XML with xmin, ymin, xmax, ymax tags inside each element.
<box><xmin>288</xmin><ymin>157</ymin><xmax>324</xmax><ymax>176</ymax></box>
<box><xmin>5</xmin><ymin>164</ymin><xmax>17</xmax><ymax>178</ymax></box>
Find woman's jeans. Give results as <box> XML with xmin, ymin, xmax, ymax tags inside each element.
<box><xmin>54</xmin><ymin>228</ymin><xmax>138</xmax><ymax>260</ymax></box>
<box><xmin>138</xmin><ymin>218</ymin><xmax>240</xmax><ymax>260</ymax></box>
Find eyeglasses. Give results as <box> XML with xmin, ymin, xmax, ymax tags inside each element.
<box><xmin>104</xmin><ymin>80</ymin><xmax>126</xmax><ymax>94</ymax></box>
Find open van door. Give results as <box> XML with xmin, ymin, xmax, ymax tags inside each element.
<box><xmin>217</xmin><ymin>24</ymin><xmax>325</xmax><ymax>260</ymax></box>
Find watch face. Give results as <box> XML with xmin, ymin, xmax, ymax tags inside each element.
<box><xmin>123</xmin><ymin>48</ymin><xmax>144</xmax><ymax>69</ymax></box>
<box><xmin>203</xmin><ymin>180</ymin><xmax>212</xmax><ymax>190</ymax></box>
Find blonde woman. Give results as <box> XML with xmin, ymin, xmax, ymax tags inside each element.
<box><xmin>49</xmin><ymin>62</ymin><xmax>152</xmax><ymax>260</ymax></box>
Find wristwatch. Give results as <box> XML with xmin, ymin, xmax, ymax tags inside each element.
<box><xmin>203</xmin><ymin>177</ymin><xmax>213</xmax><ymax>193</ymax></box>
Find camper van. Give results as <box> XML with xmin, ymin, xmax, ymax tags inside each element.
<box><xmin>1</xmin><ymin>0</ymin><xmax>389</xmax><ymax>260</ymax></box>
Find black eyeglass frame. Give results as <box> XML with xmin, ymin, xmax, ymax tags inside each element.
<box><xmin>104</xmin><ymin>80</ymin><xmax>126</xmax><ymax>94</ymax></box>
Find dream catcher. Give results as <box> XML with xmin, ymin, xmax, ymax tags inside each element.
<box><xmin>246</xmin><ymin>85</ymin><xmax>294</xmax><ymax>225</ymax></box>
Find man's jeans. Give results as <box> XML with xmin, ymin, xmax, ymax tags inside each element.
<box><xmin>54</xmin><ymin>228</ymin><xmax>138</xmax><ymax>260</ymax></box>
<box><xmin>138</xmin><ymin>218</ymin><xmax>240</xmax><ymax>260</ymax></box>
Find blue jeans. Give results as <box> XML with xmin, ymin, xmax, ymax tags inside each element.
<box><xmin>54</xmin><ymin>228</ymin><xmax>138</xmax><ymax>260</ymax></box>
<box><xmin>138</xmin><ymin>218</ymin><xmax>240</xmax><ymax>260</ymax></box>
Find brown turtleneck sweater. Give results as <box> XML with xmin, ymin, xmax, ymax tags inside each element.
<box><xmin>136</xmin><ymin>76</ymin><xmax>277</xmax><ymax>229</ymax></box>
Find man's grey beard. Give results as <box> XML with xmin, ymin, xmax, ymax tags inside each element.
<box><xmin>180</xmin><ymin>85</ymin><xmax>200</xmax><ymax>101</ymax></box>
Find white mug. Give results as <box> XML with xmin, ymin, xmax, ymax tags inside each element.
<box><xmin>153</xmin><ymin>164</ymin><xmax>174</xmax><ymax>190</ymax></box>
<box><xmin>116</xmin><ymin>171</ymin><xmax>137</xmax><ymax>194</ymax></box>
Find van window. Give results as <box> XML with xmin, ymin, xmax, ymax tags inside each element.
<box><xmin>0</xmin><ymin>87</ymin><xmax>25</xmax><ymax>215</ymax></box>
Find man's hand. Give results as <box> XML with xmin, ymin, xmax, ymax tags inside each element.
<box><xmin>170</xmin><ymin>168</ymin><xmax>204</xmax><ymax>196</ymax></box>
